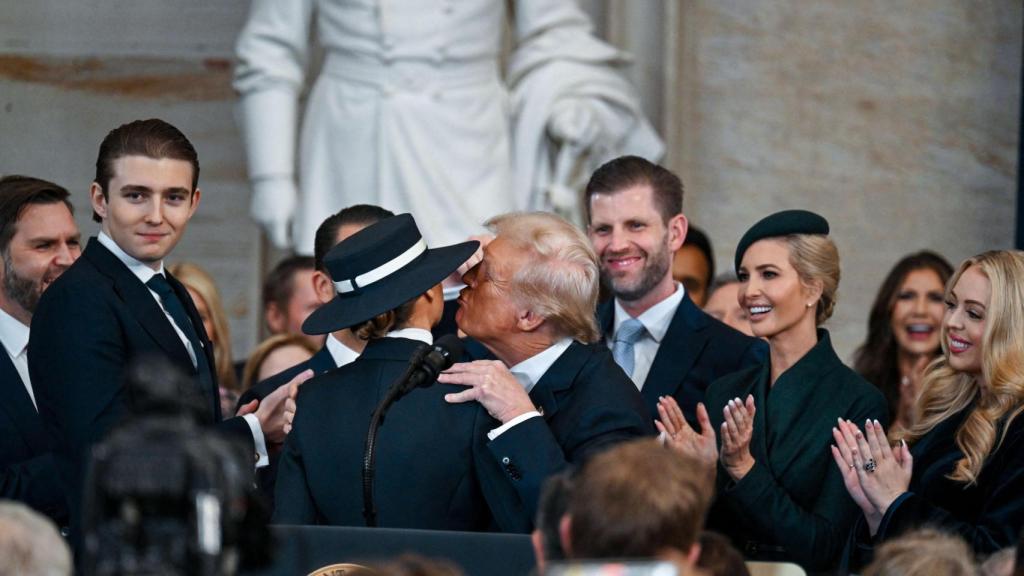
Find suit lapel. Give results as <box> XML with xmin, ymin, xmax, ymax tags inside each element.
<box><xmin>85</xmin><ymin>241</ymin><xmax>193</xmax><ymax>369</ymax></box>
<box><xmin>528</xmin><ymin>341</ymin><xmax>586</xmax><ymax>420</ymax></box>
<box><xmin>641</xmin><ymin>295</ymin><xmax>708</xmax><ymax>406</ymax></box>
<box><xmin>0</xmin><ymin>352</ymin><xmax>48</xmax><ymax>453</ymax></box>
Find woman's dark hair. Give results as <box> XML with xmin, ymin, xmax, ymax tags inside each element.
<box><xmin>853</xmin><ymin>251</ymin><xmax>954</xmax><ymax>420</ymax></box>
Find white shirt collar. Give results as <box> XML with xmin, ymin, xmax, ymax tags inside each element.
<box><xmin>325</xmin><ymin>333</ymin><xmax>361</xmax><ymax>368</ymax></box>
<box><xmin>385</xmin><ymin>327</ymin><xmax>434</xmax><ymax>345</ymax></box>
<box><xmin>509</xmin><ymin>338</ymin><xmax>573</xmax><ymax>394</ymax></box>
<box><xmin>97</xmin><ymin>231</ymin><xmax>163</xmax><ymax>283</ymax></box>
<box><xmin>613</xmin><ymin>283</ymin><xmax>685</xmax><ymax>343</ymax></box>
<box><xmin>0</xmin><ymin>306</ymin><xmax>29</xmax><ymax>358</ymax></box>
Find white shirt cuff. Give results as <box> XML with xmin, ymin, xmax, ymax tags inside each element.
<box><xmin>242</xmin><ymin>413</ymin><xmax>270</xmax><ymax>467</ymax></box>
<box><xmin>487</xmin><ymin>411</ymin><xmax>542</xmax><ymax>441</ymax></box>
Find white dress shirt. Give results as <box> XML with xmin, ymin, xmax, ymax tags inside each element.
<box><xmin>0</xmin><ymin>306</ymin><xmax>35</xmax><ymax>409</ymax></box>
<box><xmin>325</xmin><ymin>333</ymin><xmax>361</xmax><ymax>368</ymax></box>
<box><xmin>97</xmin><ymin>233</ymin><xmax>269</xmax><ymax>466</ymax></box>
<box><xmin>487</xmin><ymin>337</ymin><xmax>573</xmax><ymax>440</ymax></box>
<box><xmin>385</xmin><ymin>328</ymin><xmax>434</xmax><ymax>345</ymax></box>
<box><xmin>610</xmin><ymin>283</ymin><xmax>686</xmax><ymax>391</ymax></box>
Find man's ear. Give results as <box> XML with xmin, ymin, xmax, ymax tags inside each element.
<box><xmin>516</xmin><ymin>308</ymin><xmax>545</xmax><ymax>333</ymax></box>
<box><xmin>312</xmin><ymin>270</ymin><xmax>335</xmax><ymax>304</ymax></box>
<box><xmin>558</xmin><ymin>514</ymin><xmax>573</xmax><ymax>558</ymax></box>
<box><xmin>265</xmin><ymin>302</ymin><xmax>286</xmax><ymax>334</ymax></box>
<box><xmin>686</xmin><ymin>542</ymin><xmax>701</xmax><ymax>567</ymax></box>
<box><xmin>667</xmin><ymin>213</ymin><xmax>688</xmax><ymax>252</ymax></box>
<box><xmin>530</xmin><ymin>530</ymin><xmax>547</xmax><ymax>573</ymax></box>
<box><xmin>90</xmin><ymin>182</ymin><xmax>108</xmax><ymax>220</ymax></box>
<box><xmin>186</xmin><ymin>187</ymin><xmax>202</xmax><ymax>219</ymax></box>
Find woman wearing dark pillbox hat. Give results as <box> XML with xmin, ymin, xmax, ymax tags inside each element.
<box><xmin>656</xmin><ymin>209</ymin><xmax>889</xmax><ymax>573</ymax></box>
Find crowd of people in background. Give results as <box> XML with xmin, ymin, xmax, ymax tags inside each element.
<box><xmin>0</xmin><ymin>118</ymin><xmax>1022</xmax><ymax>576</ymax></box>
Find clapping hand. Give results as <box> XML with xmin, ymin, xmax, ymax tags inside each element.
<box><xmin>656</xmin><ymin>396</ymin><xmax>718</xmax><ymax>471</ymax></box>
<box><xmin>720</xmin><ymin>395</ymin><xmax>757</xmax><ymax>481</ymax></box>
<box><xmin>832</xmin><ymin>418</ymin><xmax>912</xmax><ymax>534</ymax></box>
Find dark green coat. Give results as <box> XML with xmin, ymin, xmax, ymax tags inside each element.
<box><xmin>705</xmin><ymin>330</ymin><xmax>888</xmax><ymax>573</ymax></box>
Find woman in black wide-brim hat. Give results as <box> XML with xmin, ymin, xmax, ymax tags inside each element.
<box><xmin>272</xmin><ymin>213</ymin><xmax>491</xmax><ymax>529</ymax></box>
<box><xmin>656</xmin><ymin>210</ymin><xmax>888</xmax><ymax>573</ymax></box>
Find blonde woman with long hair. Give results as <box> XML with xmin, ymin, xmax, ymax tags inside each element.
<box><xmin>834</xmin><ymin>250</ymin><xmax>1024</xmax><ymax>571</ymax></box>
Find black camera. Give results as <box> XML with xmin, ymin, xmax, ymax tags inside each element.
<box><xmin>80</xmin><ymin>357</ymin><xmax>270</xmax><ymax>576</ymax></box>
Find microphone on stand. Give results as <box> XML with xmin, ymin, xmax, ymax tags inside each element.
<box><xmin>362</xmin><ymin>335</ymin><xmax>465</xmax><ymax>527</ymax></box>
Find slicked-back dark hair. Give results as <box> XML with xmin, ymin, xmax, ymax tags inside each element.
<box><xmin>93</xmin><ymin>119</ymin><xmax>199</xmax><ymax>222</ymax></box>
<box><xmin>313</xmin><ymin>204</ymin><xmax>395</xmax><ymax>271</ymax></box>
<box><xmin>683</xmin><ymin>225</ymin><xmax>715</xmax><ymax>285</ymax></box>
<box><xmin>0</xmin><ymin>175</ymin><xmax>74</xmax><ymax>254</ymax></box>
<box><xmin>584</xmin><ymin>156</ymin><xmax>683</xmax><ymax>224</ymax></box>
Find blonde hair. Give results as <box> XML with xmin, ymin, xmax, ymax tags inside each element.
<box><xmin>901</xmin><ymin>250</ymin><xmax>1024</xmax><ymax>485</ymax></box>
<box><xmin>0</xmin><ymin>501</ymin><xmax>72</xmax><ymax>576</ymax></box>
<box><xmin>240</xmin><ymin>333</ymin><xmax>318</xmax><ymax>392</ymax></box>
<box><xmin>785</xmin><ymin>234</ymin><xmax>840</xmax><ymax>325</ymax></box>
<box><xmin>168</xmin><ymin>262</ymin><xmax>237</xmax><ymax>392</ymax></box>
<box><xmin>863</xmin><ymin>528</ymin><xmax>977</xmax><ymax>576</ymax></box>
<box><xmin>486</xmin><ymin>212</ymin><xmax>600</xmax><ymax>343</ymax></box>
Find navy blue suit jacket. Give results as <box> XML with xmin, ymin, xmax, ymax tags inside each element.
<box><xmin>238</xmin><ymin>346</ymin><xmax>336</xmax><ymax>407</ymax></box>
<box><xmin>477</xmin><ymin>340</ymin><xmax>654</xmax><ymax>532</ymax></box>
<box><xmin>274</xmin><ymin>337</ymin><xmax>493</xmax><ymax>530</ymax></box>
<box><xmin>597</xmin><ymin>294</ymin><xmax>766</xmax><ymax>424</ymax></box>
<box><xmin>0</xmin><ymin>350</ymin><xmax>66</xmax><ymax>523</ymax></box>
<box><xmin>28</xmin><ymin>239</ymin><xmax>252</xmax><ymax>536</ymax></box>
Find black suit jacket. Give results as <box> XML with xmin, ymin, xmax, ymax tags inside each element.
<box><xmin>28</xmin><ymin>239</ymin><xmax>253</xmax><ymax>536</ymax></box>
<box><xmin>274</xmin><ymin>337</ymin><xmax>493</xmax><ymax>530</ymax></box>
<box><xmin>844</xmin><ymin>401</ymin><xmax>1024</xmax><ymax>572</ymax></box>
<box><xmin>478</xmin><ymin>340</ymin><xmax>654</xmax><ymax>532</ymax></box>
<box><xmin>238</xmin><ymin>346</ymin><xmax>337</xmax><ymax>407</ymax></box>
<box><xmin>0</xmin><ymin>350</ymin><xmax>66</xmax><ymax>523</ymax></box>
<box><xmin>598</xmin><ymin>294</ymin><xmax>766</xmax><ymax>424</ymax></box>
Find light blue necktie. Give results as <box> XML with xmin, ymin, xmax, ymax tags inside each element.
<box><xmin>612</xmin><ymin>317</ymin><xmax>646</xmax><ymax>377</ymax></box>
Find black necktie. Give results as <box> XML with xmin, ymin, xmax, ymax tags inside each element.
<box><xmin>146</xmin><ymin>274</ymin><xmax>215</xmax><ymax>406</ymax></box>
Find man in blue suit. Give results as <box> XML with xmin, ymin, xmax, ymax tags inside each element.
<box><xmin>29</xmin><ymin>119</ymin><xmax>298</xmax><ymax>541</ymax></box>
<box><xmin>0</xmin><ymin>175</ymin><xmax>81</xmax><ymax>524</ymax></box>
<box><xmin>584</xmin><ymin>156</ymin><xmax>765</xmax><ymax>425</ymax></box>
<box><xmin>439</xmin><ymin>212</ymin><xmax>653</xmax><ymax>532</ymax></box>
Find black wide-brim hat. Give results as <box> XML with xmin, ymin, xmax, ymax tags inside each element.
<box><xmin>302</xmin><ymin>213</ymin><xmax>479</xmax><ymax>335</ymax></box>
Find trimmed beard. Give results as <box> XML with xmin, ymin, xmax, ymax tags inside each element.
<box><xmin>2</xmin><ymin>250</ymin><xmax>41</xmax><ymax>314</ymax></box>
<box><xmin>603</xmin><ymin>239</ymin><xmax>672</xmax><ymax>304</ymax></box>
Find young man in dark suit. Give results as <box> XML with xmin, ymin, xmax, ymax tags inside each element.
<box><xmin>439</xmin><ymin>212</ymin><xmax>653</xmax><ymax>532</ymax></box>
<box><xmin>0</xmin><ymin>175</ymin><xmax>81</xmax><ymax>524</ymax></box>
<box><xmin>584</xmin><ymin>156</ymin><xmax>766</xmax><ymax>425</ymax></box>
<box><xmin>28</xmin><ymin>119</ymin><xmax>299</xmax><ymax>539</ymax></box>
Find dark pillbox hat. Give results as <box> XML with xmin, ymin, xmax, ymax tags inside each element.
<box><xmin>734</xmin><ymin>209</ymin><xmax>830</xmax><ymax>272</ymax></box>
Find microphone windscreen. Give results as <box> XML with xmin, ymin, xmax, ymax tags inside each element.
<box><xmin>434</xmin><ymin>334</ymin><xmax>465</xmax><ymax>368</ymax></box>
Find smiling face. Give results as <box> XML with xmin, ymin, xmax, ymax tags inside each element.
<box><xmin>91</xmin><ymin>155</ymin><xmax>200</xmax><ymax>269</ymax></box>
<box><xmin>588</xmin><ymin>185</ymin><xmax>685</xmax><ymax>310</ymax></box>
<box><xmin>737</xmin><ymin>239</ymin><xmax>819</xmax><ymax>341</ymax></box>
<box><xmin>943</xmin><ymin>265</ymin><xmax>990</xmax><ymax>375</ymax></box>
<box><xmin>891</xmin><ymin>267</ymin><xmax>946</xmax><ymax>358</ymax></box>
<box><xmin>0</xmin><ymin>202</ymin><xmax>81</xmax><ymax>323</ymax></box>
<box><xmin>455</xmin><ymin>236</ymin><xmax>523</xmax><ymax>347</ymax></box>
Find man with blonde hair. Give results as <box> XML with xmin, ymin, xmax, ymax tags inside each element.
<box><xmin>0</xmin><ymin>501</ymin><xmax>72</xmax><ymax>576</ymax></box>
<box><xmin>440</xmin><ymin>211</ymin><xmax>651</xmax><ymax>532</ymax></box>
